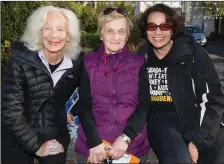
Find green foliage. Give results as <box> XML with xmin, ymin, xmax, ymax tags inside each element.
<box><xmin>128</xmin><ymin>22</ymin><xmax>146</xmax><ymax>52</ymax></box>
<box><xmin>1</xmin><ymin>1</ymin><xmax>51</xmax><ymax>73</ymax></box>
<box><xmin>81</xmin><ymin>31</ymin><xmax>101</xmax><ymax>52</ymax></box>
<box><xmin>203</xmin><ymin>2</ymin><xmax>224</xmax><ymax>16</ymax></box>
<box><xmin>80</xmin><ymin>6</ymin><xmax>98</xmax><ymax>32</ymax></box>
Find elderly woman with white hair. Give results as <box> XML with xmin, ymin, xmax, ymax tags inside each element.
<box><xmin>1</xmin><ymin>5</ymin><xmax>83</xmax><ymax>164</ymax></box>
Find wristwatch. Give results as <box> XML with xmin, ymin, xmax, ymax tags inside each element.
<box><xmin>121</xmin><ymin>133</ymin><xmax>131</xmax><ymax>145</ymax></box>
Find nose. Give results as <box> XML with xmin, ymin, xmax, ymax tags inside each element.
<box><xmin>154</xmin><ymin>27</ymin><xmax>162</xmax><ymax>34</ymax></box>
<box><xmin>113</xmin><ymin>32</ymin><xmax>120</xmax><ymax>40</ymax></box>
<box><xmin>50</xmin><ymin>29</ymin><xmax>58</xmax><ymax>38</ymax></box>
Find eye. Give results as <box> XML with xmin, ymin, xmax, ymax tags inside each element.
<box><xmin>118</xmin><ymin>29</ymin><xmax>126</xmax><ymax>35</ymax></box>
<box><xmin>106</xmin><ymin>29</ymin><xmax>114</xmax><ymax>34</ymax></box>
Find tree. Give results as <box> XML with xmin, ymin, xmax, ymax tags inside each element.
<box><xmin>203</xmin><ymin>1</ymin><xmax>224</xmax><ymax>16</ymax></box>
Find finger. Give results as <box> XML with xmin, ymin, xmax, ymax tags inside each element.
<box><xmin>90</xmin><ymin>155</ymin><xmax>94</xmax><ymax>164</ymax></box>
<box><xmin>190</xmin><ymin>153</ymin><xmax>198</xmax><ymax>163</ymax></box>
<box><xmin>58</xmin><ymin>144</ymin><xmax>64</xmax><ymax>153</ymax></box>
<box><xmin>108</xmin><ymin>147</ymin><xmax>115</xmax><ymax>157</ymax></box>
<box><xmin>114</xmin><ymin>150</ymin><xmax>123</xmax><ymax>160</ymax></box>
<box><xmin>112</xmin><ymin>149</ymin><xmax>119</xmax><ymax>160</ymax></box>
<box><xmin>92</xmin><ymin>156</ymin><xmax>98</xmax><ymax>164</ymax></box>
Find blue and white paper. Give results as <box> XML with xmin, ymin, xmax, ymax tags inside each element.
<box><xmin>65</xmin><ymin>88</ymin><xmax>80</xmax><ymax>139</ymax></box>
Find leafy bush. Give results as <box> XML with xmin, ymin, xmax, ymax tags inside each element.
<box><xmin>81</xmin><ymin>31</ymin><xmax>101</xmax><ymax>52</ymax></box>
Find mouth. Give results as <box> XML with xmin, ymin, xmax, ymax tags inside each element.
<box><xmin>49</xmin><ymin>41</ymin><xmax>60</xmax><ymax>46</ymax></box>
<box><xmin>110</xmin><ymin>42</ymin><xmax>121</xmax><ymax>45</ymax></box>
<box><xmin>153</xmin><ymin>38</ymin><xmax>164</xmax><ymax>42</ymax></box>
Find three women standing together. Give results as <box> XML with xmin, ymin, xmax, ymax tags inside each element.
<box><xmin>2</xmin><ymin>3</ymin><xmax>224</xmax><ymax>164</ymax></box>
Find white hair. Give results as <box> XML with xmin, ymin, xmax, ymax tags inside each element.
<box><xmin>21</xmin><ymin>5</ymin><xmax>81</xmax><ymax>59</ymax></box>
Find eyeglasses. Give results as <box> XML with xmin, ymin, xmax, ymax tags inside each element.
<box><xmin>104</xmin><ymin>28</ymin><xmax>127</xmax><ymax>37</ymax></box>
<box><xmin>147</xmin><ymin>22</ymin><xmax>171</xmax><ymax>31</ymax></box>
<box><xmin>103</xmin><ymin>7</ymin><xmax>128</xmax><ymax>16</ymax></box>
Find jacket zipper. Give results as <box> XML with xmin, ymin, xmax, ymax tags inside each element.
<box><xmin>112</xmin><ymin>56</ymin><xmax>116</xmax><ymax>132</ymax></box>
<box><xmin>41</xmin><ymin>68</ymin><xmax>74</xmax><ymax>133</ymax></box>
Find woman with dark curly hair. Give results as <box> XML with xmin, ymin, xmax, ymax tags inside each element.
<box><xmin>137</xmin><ymin>3</ymin><xmax>224</xmax><ymax>164</ymax></box>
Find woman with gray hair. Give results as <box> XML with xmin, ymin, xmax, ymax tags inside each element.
<box><xmin>75</xmin><ymin>7</ymin><xmax>150</xmax><ymax>163</ymax></box>
<box><xmin>1</xmin><ymin>5</ymin><xmax>83</xmax><ymax>164</ymax></box>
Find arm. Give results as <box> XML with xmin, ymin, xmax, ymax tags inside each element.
<box><xmin>77</xmin><ymin>64</ymin><xmax>102</xmax><ymax>148</ymax></box>
<box><xmin>1</xmin><ymin>58</ymin><xmax>42</xmax><ymax>154</ymax></box>
<box><xmin>123</xmin><ymin>62</ymin><xmax>150</xmax><ymax>140</ymax></box>
<box><xmin>191</xmin><ymin>43</ymin><xmax>224</xmax><ymax>150</ymax></box>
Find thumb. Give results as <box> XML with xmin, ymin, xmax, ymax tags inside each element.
<box><xmin>188</xmin><ymin>142</ymin><xmax>198</xmax><ymax>163</ymax></box>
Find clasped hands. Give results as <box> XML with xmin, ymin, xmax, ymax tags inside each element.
<box><xmin>89</xmin><ymin>136</ymin><xmax>128</xmax><ymax>164</ymax></box>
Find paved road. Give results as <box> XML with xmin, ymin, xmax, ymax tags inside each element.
<box><xmin>206</xmin><ymin>42</ymin><xmax>224</xmax><ymax>58</ymax></box>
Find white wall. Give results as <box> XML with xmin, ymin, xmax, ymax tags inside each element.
<box><xmin>204</xmin><ymin>19</ymin><xmax>215</xmax><ymax>37</ymax></box>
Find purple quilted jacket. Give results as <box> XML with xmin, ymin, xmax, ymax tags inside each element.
<box><xmin>75</xmin><ymin>43</ymin><xmax>149</xmax><ymax>157</ymax></box>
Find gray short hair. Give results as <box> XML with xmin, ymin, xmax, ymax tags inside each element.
<box><xmin>21</xmin><ymin>5</ymin><xmax>81</xmax><ymax>59</ymax></box>
<box><xmin>98</xmin><ymin>10</ymin><xmax>133</xmax><ymax>37</ymax></box>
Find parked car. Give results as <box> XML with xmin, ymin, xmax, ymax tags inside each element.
<box><xmin>184</xmin><ymin>25</ymin><xmax>207</xmax><ymax>47</ymax></box>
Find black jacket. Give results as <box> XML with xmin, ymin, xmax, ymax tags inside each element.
<box><xmin>1</xmin><ymin>42</ymin><xmax>83</xmax><ymax>154</ymax></box>
<box><xmin>137</xmin><ymin>35</ymin><xmax>224</xmax><ymax>149</ymax></box>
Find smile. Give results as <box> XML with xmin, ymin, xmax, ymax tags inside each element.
<box><xmin>49</xmin><ymin>41</ymin><xmax>60</xmax><ymax>46</ymax></box>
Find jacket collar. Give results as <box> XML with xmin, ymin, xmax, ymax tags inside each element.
<box><xmin>98</xmin><ymin>43</ymin><xmax>128</xmax><ymax>61</ymax></box>
<box><xmin>11</xmin><ymin>42</ymin><xmax>75</xmax><ymax>76</ymax></box>
<box><xmin>38</xmin><ymin>50</ymin><xmax>73</xmax><ymax>74</ymax></box>
<box><xmin>95</xmin><ymin>43</ymin><xmax>128</xmax><ymax>72</ymax></box>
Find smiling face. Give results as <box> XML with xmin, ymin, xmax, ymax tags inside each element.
<box><xmin>41</xmin><ymin>11</ymin><xmax>69</xmax><ymax>55</ymax></box>
<box><xmin>147</xmin><ymin>11</ymin><xmax>172</xmax><ymax>50</ymax></box>
<box><xmin>100</xmin><ymin>18</ymin><xmax>128</xmax><ymax>54</ymax></box>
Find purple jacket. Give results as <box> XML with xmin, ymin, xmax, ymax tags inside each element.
<box><xmin>75</xmin><ymin>44</ymin><xmax>149</xmax><ymax>157</ymax></box>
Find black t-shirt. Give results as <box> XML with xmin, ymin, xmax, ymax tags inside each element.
<box><xmin>49</xmin><ymin>59</ymin><xmax>63</xmax><ymax>73</ymax></box>
<box><xmin>146</xmin><ymin>47</ymin><xmax>175</xmax><ymax>112</ymax></box>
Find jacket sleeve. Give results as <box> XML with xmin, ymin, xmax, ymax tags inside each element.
<box><xmin>191</xmin><ymin>43</ymin><xmax>224</xmax><ymax>150</ymax></box>
<box><xmin>123</xmin><ymin>62</ymin><xmax>150</xmax><ymax>140</ymax></box>
<box><xmin>77</xmin><ymin>63</ymin><xmax>102</xmax><ymax>148</ymax></box>
<box><xmin>1</xmin><ymin>58</ymin><xmax>42</xmax><ymax>154</ymax></box>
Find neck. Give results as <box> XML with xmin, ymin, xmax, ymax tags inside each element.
<box><xmin>153</xmin><ymin>41</ymin><xmax>173</xmax><ymax>59</ymax></box>
<box><xmin>43</xmin><ymin>50</ymin><xmax>63</xmax><ymax>65</ymax></box>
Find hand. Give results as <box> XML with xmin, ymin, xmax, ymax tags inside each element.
<box><xmin>35</xmin><ymin>139</ymin><xmax>64</xmax><ymax>157</ymax></box>
<box><xmin>108</xmin><ymin>136</ymin><xmax>128</xmax><ymax>160</ymax></box>
<box><xmin>67</xmin><ymin>112</ymin><xmax>74</xmax><ymax>124</ymax></box>
<box><xmin>89</xmin><ymin>143</ymin><xmax>107</xmax><ymax>163</ymax></box>
<box><xmin>188</xmin><ymin>142</ymin><xmax>198</xmax><ymax>164</ymax></box>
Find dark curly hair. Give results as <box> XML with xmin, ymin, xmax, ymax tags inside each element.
<box><xmin>138</xmin><ymin>3</ymin><xmax>185</xmax><ymax>40</ymax></box>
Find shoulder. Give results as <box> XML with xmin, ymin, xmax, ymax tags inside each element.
<box><xmin>11</xmin><ymin>41</ymin><xmax>38</xmax><ymax>61</ymax></box>
<box><xmin>127</xmin><ymin>51</ymin><xmax>144</xmax><ymax>66</ymax></box>
<box><xmin>84</xmin><ymin>51</ymin><xmax>98</xmax><ymax>62</ymax></box>
<box><xmin>136</xmin><ymin>42</ymin><xmax>151</xmax><ymax>56</ymax></box>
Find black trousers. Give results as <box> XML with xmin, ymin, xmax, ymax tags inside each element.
<box><xmin>1</xmin><ymin>133</ymin><xmax>70</xmax><ymax>164</ymax></box>
<box><xmin>147</xmin><ymin>112</ymin><xmax>192</xmax><ymax>164</ymax></box>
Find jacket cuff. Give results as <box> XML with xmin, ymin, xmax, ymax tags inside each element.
<box><xmin>86</xmin><ymin>131</ymin><xmax>103</xmax><ymax>149</ymax></box>
<box><xmin>123</xmin><ymin>126</ymin><xmax>138</xmax><ymax>140</ymax></box>
<box><xmin>191</xmin><ymin>133</ymin><xmax>207</xmax><ymax>151</ymax></box>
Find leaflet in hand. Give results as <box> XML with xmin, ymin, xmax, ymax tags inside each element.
<box><xmin>65</xmin><ymin>87</ymin><xmax>79</xmax><ymax>139</ymax></box>
<box><xmin>65</xmin><ymin>87</ymin><xmax>79</xmax><ymax>114</ymax></box>
<box><xmin>86</xmin><ymin>140</ymin><xmax>140</xmax><ymax>164</ymax></box>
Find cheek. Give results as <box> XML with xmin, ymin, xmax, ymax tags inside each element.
<box><xmin>146</xmin><ymin>32</ymin><xmax>153</xmax><ymax>40</ymax></box>
<box><xmin>165</xmin><ymin>32</ymin><xmax>172</xmax><ymax>40</ymax></box>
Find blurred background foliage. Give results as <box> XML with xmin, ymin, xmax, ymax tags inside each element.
<box><xmin>1</xmin><ymin>1</ymin><xmax>144</xmax><ymax>75</ymax></box>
